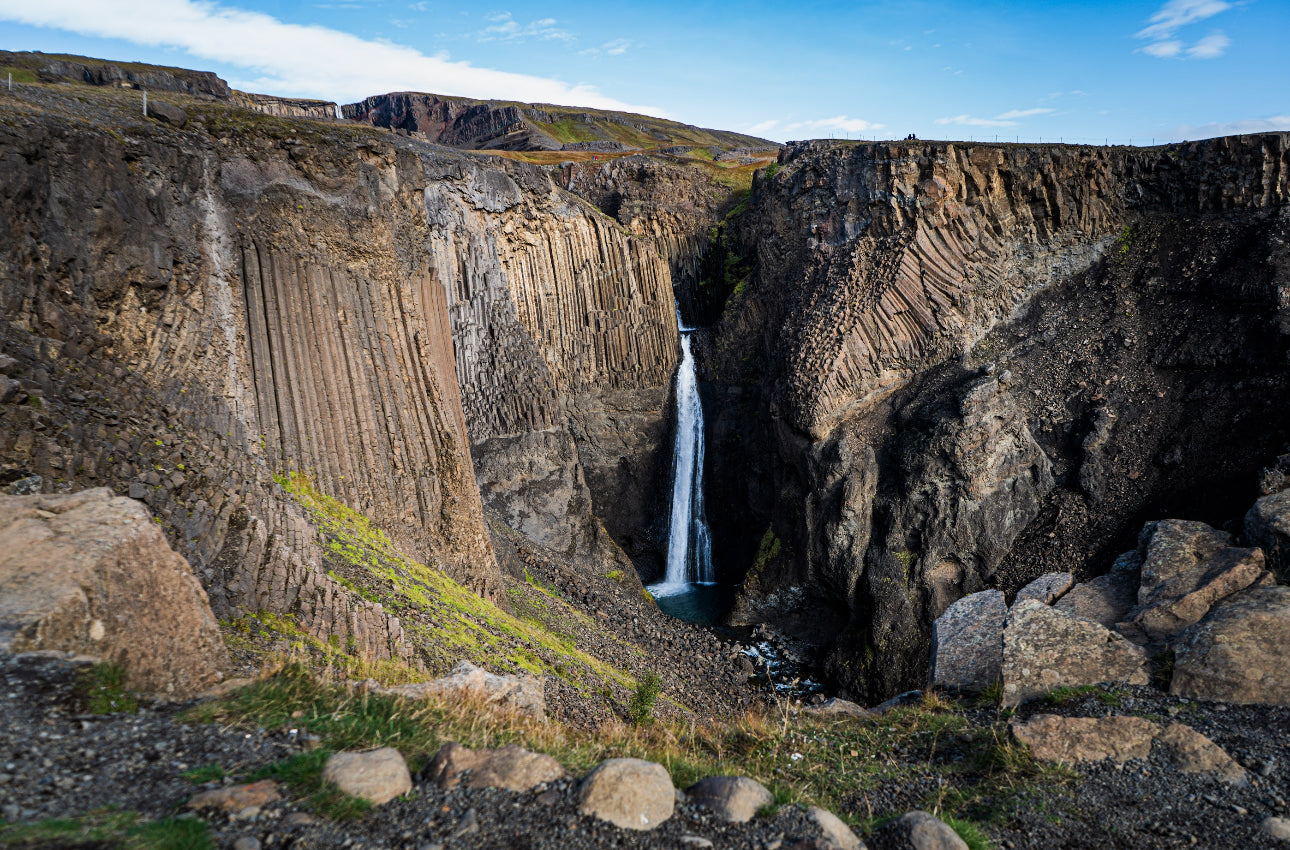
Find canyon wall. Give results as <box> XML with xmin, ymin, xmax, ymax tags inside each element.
<box><xmin>0</xmin><ymin>84</ymin><xmax>507</xmax><ymax>662</ymax></box>
<box><xmin>708</xmin><ymin>136</ymin><xmax>1290</xmax><ymax>699</ymax></box>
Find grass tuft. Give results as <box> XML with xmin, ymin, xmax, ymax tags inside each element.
<box><xmin>78</xmin><ymin>663</ymin><xmax>139</xmax><ymax>714</ymax></box>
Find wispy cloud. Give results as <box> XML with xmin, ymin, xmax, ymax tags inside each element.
<box><xmin>935</xmin><ymin>107</ymin><xmax>1054</xmax><ymax>128</ymax></box>
<box><xmin>1170</xmin><ymin>115</ymin><xmax>1290</xmax><ymax>138</ymax></box>
<box><xmin>749</xmin><ymin>119</ymin><xmax>779</xmax><ymax>134</ymax></box>
<box><xmin>579</xmin><ymin>38</ymin><xmax>631</xmax><ymax>57</ymax></box>
<box><xmin>477</xmin><ymin>11</ymin><xmax>573</xmax><ymax>43</ymax></box>
<box><xmin>1136</xmin><ymin>0</ymin><xmax>1233</xmax><ymax>59</ymax></box>
<box><xmin>786</xmin><ymin>115</ymin><xmax>885</xmax><ymax>134</ymax></box>
<box><xmin>0</xmin><ymin>0</ymin><xmax>663</xmax><ymax>113</ymax></box>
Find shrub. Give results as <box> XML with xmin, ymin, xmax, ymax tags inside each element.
<box><xmin>628</xmin><ymin>672</ymin><xmax>662</xmax><ymax>726</ymax></box>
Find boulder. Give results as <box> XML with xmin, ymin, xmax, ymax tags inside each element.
<box><xmin>1014</xmin><ymin>572</ymin><xmax>1074</xmax><ymax>606</ymax></box>
<box><xmin>685</xmin><ymin>776</ymin><xmax>773</xmax><ymax>823</ymax></box>
<box><xmin>1261</xmin><ymin>817</ymin><xmax>1290</xmax><ymax>841</ymax></box>
<box><xmin>1170</xmin><ymin>586</ymin><xmax>1290</xmax><ymax>704</ymax></box>
<box><xmin>186</xmin><ymin>780</ymin><xmax>281</xmax><ymax>813</ymax></box>
<box><xmin>1157</xmin><ymin>723</ymin><xmax>1247</xmax><ymax>785</ymax></box>
<box><xmin>929</xmin><ymin>590</ymin><xmax>1005</xmax><ymax>693</ymax></box>
<box><xmin>577</xmin><ymin>758</ymin><xmax>674</xmax><ymax>831</ymax></box>
<box><xmin>1123</xmin><ymin>520</ymin><xmax>1271</xmax><ymax>642</ymax></box>
<box><xmin>322</xmin><ymin>748</ymin><xmax>412</xmax><ymax>805</ymax></box>
<box><xmin>1247</xmin><ymin>490</ymin><xmax>1290</xmax><ymax>581</ymax></box>
<box><xmin>0</xmin><ymin>489</ymin><xmax>226</xmax><ymax>697</ymax></box>
<box><xmin>879</xmin><ymin>810</ymin><xmax>968</xmax><ymax>850</ymax></box>
<box><xmin>424</xmin><ymin>741</ymin><xmax>566</xmax><ymax>791</ymax></box>
<box><xmin>803</xmin><ymin>698</ymin><xmax>871</xmax><ymax>719</ymax></box>
<box><xmin>1054</xmin><ymin>553</ymin><xmax>1140</xmax><ymax>628</ymax></box>
<box><xmin>145</xmin><ymin>99</ymin><xmax>187</xmax><ymax>127</ymax></box>
<box><xmin>1008</xmin><ymin>714</ymin><xmax>1156</xmax><ymax>763</ymax></box>
<box><xmin>378</xmin><ymin>660</ymin><xmax>545</xmax><ymax>717</ymax></box>
<box><xmin>1001</xmin><ymin>599</ymin><xmax>1148</xmax><ymax>706</ymax></box>
<box><xmin>808</xmin><ymin>806</ymin><xmax>866</xmax><ymax>850</ymax></box>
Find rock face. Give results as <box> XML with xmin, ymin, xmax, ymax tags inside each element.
<box><xmin>321</xmin><ymin>749</ymin><xmax>412</xmax><ymax>806</ymax></box>
<box><xmin>0</xmin><ymin>81</ymin><xmax>536</xmax><ymax>664</ymax></box>
<box><xmin>685</xmin><ymin>776</ymin><xmax>773</xmax><ymax>823</ymax></box>
<box><xmin>706</xmin><ymin>134</ymin><xmax>1290</xmax><ymax>700</ymax></box>
<box><xmin>230</xmin><ymin>92</ymin><xmax>339</xmax><ymax>121</ymax></box>
<box><xmin>577</xmin><ymin>758</ymin><xmax>674</xmax><ymax>831</ymax></box>
<box><xmin>1171</xmin><ymin>586</ymin><xmax>1290</xmax><ymax>704</ymax></box>
<box><xmin>928</xmin><ymin>590</ymin><xmax>1005</xmax><ymax>693</ymax></box>
<box><xmin>1001</xmin><ymin>599</ymin><xmax>1149</xmax><ymax>706</ymax></box>
<box><xmin>0</xmin><ymin>489</ymin><xmax>226</xmax><ymax>697</ymax></box>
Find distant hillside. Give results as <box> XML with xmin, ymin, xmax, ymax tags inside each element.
<box><xmin>343</xmin><ymin>91</ymin><xmax>777</xmax><ymax>154</ymax></box>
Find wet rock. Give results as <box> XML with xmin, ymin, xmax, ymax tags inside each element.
<box><xmin>378</xmin><ymin>661</ymin><xmax>545</xmax><ymax>717</ymax></box>
<box><xmin>0</xmin><ymin>489</ymin><xmax>226</xmax><ymax>697</ymax></box>
<box><xmin>1157</xmin><ymin>723</ymin><xmax>1248</xmax><ymax>785</ymax></box>
<box><xmin>424</xmin><ymin>741</ymin><xmax>566</xmax><ymax>792</ymax></box>
<box><xmin>1001</xmin><ymin>599</ymin><xmax>1148</xmax><ymax>706</ymax></box>
<box><xmin>808</xmin><ymin>806</ymin><xmax>865</xmax><ymax>850</ymax></box>
<box><xmin>1014</xmin><ymin>572</ymin><xmax>1074</xmax><ymax>606</ymax></box>
<box><xmin>1247</xmin><ymin>490</ymin><xmax>1290</xmax><ymax>581</ymax></box>
<box><xmin>1170</xmin><ymin>586</ymin><xmax>1290</xmax><ymax>704</ymax></box>
<box><xmin>1008</xmin><ymin>714</ymin><xmax>1156</xmax><ymax>763</ymax></box>
<box><xmin>879</xmin><ymin>810</ymin><xmax>968</xmax><ymax>850</ymax></box>
<box><xmin>186</xmin><ymin>780</ymin><xmax>282</xmax><ymax>812</ymax></box>
<box><xmin>577</xmin><ymin>757</ymin><xmax>674</xmax><ymax>831</ymax></box>
<box><xmin>929</xmin><ymin>590</ymin><xmax>1005</xmax><ymax>693</ymax></box>
<box><xmin>685</xmin><ymin>776</ymin><xmax>773</xmax><ymax>823</ymax></box>
<box><xmin>321</xmin><ymin>748</ymin><xmax>412</xmax><ymax>806</ymax></box>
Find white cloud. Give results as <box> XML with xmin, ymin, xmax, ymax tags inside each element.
<box><xmin>935</xmin><ymin>107</ymin><xmax>1054</xmax><ymax>128</ymax></box>
<box><xmin>0</xmin><ymin>0</ymin><xmax>664</xmax><ymax>113</ymax></box>
<box><xmin>1187</xmin><ymin>32</ymin><xmax>1230</xmax><ymax>58</ymax></box>
<box><xmin>1170</xmin><ymin>115</ymin><xmax>1290</xmax><ymax>138</ymax></box>
<box><xmin>1136</xmin><ymin>0</ymin><xmax>1233</xmax><ymax>60</ymax></box>
<box><xmin>579</xmin><ymin>38</ymin><xmax>631</xmax><ymax>57</ymax></box>
<box><xmin>1137</xmin><ymin>0</ymin><xmax>1231</xmax><ymax>39</ymax></box>
<box><xmin>786</xmin><ymin>115</ymin><xmax>884</xmax><ymax>133</ymax></box>
<box><xmin>748</xmin><ymin>119</ymin><xmax>779</xmax><ymax>134</ymax></box>
<box><xmin>478</xmin><ymin>11</ymin><xmax>573</xmax><ymax>43</ymax></box>
<box><xmin>995</xmin><ymin>107</ymin><xmax>1056</xmax><ymax>120</ymax></box>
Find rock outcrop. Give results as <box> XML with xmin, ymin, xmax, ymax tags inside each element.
<box><xmin>705</xmin><ymin>134</ymin><xmax>1290</xmax><ymax>700</ymax></box>
<box><xmin>0</xmin><ymin>489</ymin><xmax>226</xmax><ymax>697</ymax></box>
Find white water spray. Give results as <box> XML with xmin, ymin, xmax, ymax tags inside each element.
<box><xmin>650</xmin><ymin>324</ymin><xmax>715</xmax><ymax>598</ymax></box>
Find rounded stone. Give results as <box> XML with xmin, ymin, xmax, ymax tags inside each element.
<box><xmin>577</xmin><ymin>757</ymin><xmax>674</xmax><ymax>831</ymax></box>
<box><xmin>686</xmin><ymin>775</ymin><xmax>773</xmax><ymax>823</ymax></box>
<box><xmin>321</xmin><ymin>747</ymin><xmax>412</xmax><ymax>806</ymax></box>
<box><xmin>1262</xmin><ymin>817</ymin><xmax>1290</xmax><ymax>842</ymax></box>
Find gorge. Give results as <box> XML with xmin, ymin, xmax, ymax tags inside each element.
<box><xmin>2</xmin><ymin>49</ymin><xmax>1290</xmax><ymax>850</ymax></box>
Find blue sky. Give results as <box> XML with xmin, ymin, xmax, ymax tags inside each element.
<box><xmin>0</xmin><ymin>0</ymin><xmax>1285</xmax><ymax>143</ymax></box>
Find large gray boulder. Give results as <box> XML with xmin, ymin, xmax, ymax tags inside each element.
<box><xmin>879</xmin><ymin>811</ymin><xmax>968</xmax><ymax>850</ymax></box>
<box><xmin>1009</xmin><ymin>714</ymin><xmax>1157</xmax><ymax>764</ymax></box>
<box><xmin>1171</xmin><ymin>586</ymin><xmax>1290</xmax><ymax>704</ymax></box>
<box><xmin>1055</xmin><ymin>552</ymin><xmax>1140</xmax><ymax>628</ymax></box>
<box><xmin>808</xmin><ymin>806</ymin><xmax>866</xmax><ymax>849</ymax></box>
<box><xmin>0</xmin><ymin>489</ymin><xmax>226</xmax><ymax>698</ymax></box>
<box><xmin>322</xmin><ymin>748</ymin><xmax>411</xmax><ymax>805</ymax></box>
<box><xmin>1002</xmin><ymin>599</ymin><xmax>1148</xmax><ymax>706</ymax></box>
<box><xmin>1247</xmin><ymin>490</ymin><xmax>1290</xmax><ymax>581</ymax></box>
<box><xmin>1123</xmin><ymin>520</ymin><xmax>1271</xmax><ymax>642</ymax></box>
<box><xmin>928</xmin><ymin>590</ymin><xmax>1005</xmax><ymax>693</ymax></box>
<box><xmin>686</xmin><ymin>776</ymin><xmax>773</xmax><ymax>823</ymax></box>
<box><xmin>424</xmin><ymin>741</ymin><xmax>566</xmax><ymax>791</ymax></box>
<box><xmin>578</xmin><ymin>758</ymin><xmax>674</xmax><ymax>831</ymax></box>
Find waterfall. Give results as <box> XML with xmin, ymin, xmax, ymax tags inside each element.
<box><xmin>650</xmin><ymin>325</ymin><xmax>715</xmax><ymax>597</ymax></box>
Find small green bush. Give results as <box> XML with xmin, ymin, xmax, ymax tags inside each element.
<box><xmin>628</xmin><ymin>672</ymin><xmax>662</xmax><ymax>726</ymax></box>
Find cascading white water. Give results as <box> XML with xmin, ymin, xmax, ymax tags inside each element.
<box><xmin>649</xmin><ymin>325</ymin><xmax>716</xmax><ymax>598</ymax></box>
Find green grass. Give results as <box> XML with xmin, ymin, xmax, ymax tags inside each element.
<box><xmin>180</xmin><ymin>764</ymin><xmax>226</xmax><ymax>784</ymax></box>
<box><xmin>190</xmin><ymin>667</ymin><xmax>1063</xmax><ymax>841</ymax></box>
<box><xmin>246</xmin><ymin>750</ymin><xmax>371</xmax><ymax>821</ymax></box>
<box><xmin>0</xmin><ymin>810</ymin><xmax>213</xmax><ymax>849</ymax></box>
<box><xmin>78</xmin><ymin>663</ymin><xmax>139</xmax><ymax>714</ymax></box>
<box><xmin>1042</xmin><ymin>684</ymin><xmax>1122</xmax><ymax>707</ymax></box>
<box><xmin>946</xmin><ymin>815</ymin><xmax>995</xmax><ymax>850</ymax></box>
<box><xmin>0</xmin><ymin>66</ymin><xmax>38</xmax><ymax>84</ymax></box>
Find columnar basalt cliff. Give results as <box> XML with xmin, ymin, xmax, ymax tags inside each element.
<box><xmin>706</xmin><ymin>136</ymin><xmax>1290</xmax><ymax>699</ymax></box>
<box><xmin>0</xmin><ymin>85</ymin><xmax>505</xmax><ymax>663</ymax></box>
<box><xmin>420</xmin><ymin>154</ymin><xmax>681</xmax><ymax>575</ymax></box>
